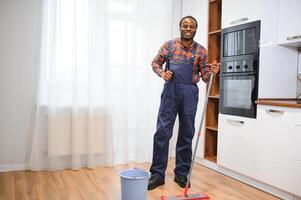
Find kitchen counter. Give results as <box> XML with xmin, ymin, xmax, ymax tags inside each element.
<box><xmin>256</xmin><ymin>99</ymin><xmax>301</xmax><ymax>108</ymax></box>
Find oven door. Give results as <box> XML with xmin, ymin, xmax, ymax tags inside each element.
<box><xmin>219</xmin><ymin>72</ymin><xmax>258</xmax><ymax>118</ymax></box>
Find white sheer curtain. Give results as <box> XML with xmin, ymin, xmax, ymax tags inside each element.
<box><xmin>30</xmin><ymin>0</ymin><xmax>181</xmax><ymax>170</ymax></box>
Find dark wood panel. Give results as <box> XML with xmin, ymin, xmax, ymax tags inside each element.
<box><xmin>208</xmin><ymin>34</ymin><xmax>221</xmax><ymax>63</ymax></box>
<box><xmin>205</xmin><ymin>98</ymin><xmax>219</xmax><ymax>128</ymax></box>
<box><xmin>204</xmin><ymin>129</ymin><xmax>218</xmax><ymax>160</ymax></box>
<box><xmin>204</xmin><ymin>0</ymin><xmax>222</xmax><ymax>165</ymax></box>
<box><xmin>208</xmin><ymin>1</ymin><xmax>221</xmax><ymax>32</ymax></box>
<box><xmin>256</xmin><ymin>99</ymin><xmax>301</xmax><ymax>108</ymax></box>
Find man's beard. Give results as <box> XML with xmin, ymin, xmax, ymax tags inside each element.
<box><xmin>181</xmin><ymin>32</ymin><xmax>195</xmax><ymax>41</ymax></box>
<box><xmin>181</xmin><ymin>36</ymin><xmax>192</xmax><ymax>41</ymax></box>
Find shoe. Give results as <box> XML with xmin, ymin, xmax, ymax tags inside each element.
<box><xmin>148</xmin><ymin>176</ymin><xmax>165</xmax><ymax>190</ymax></box>
<box><xmin>174</xmin><ymin>175</ymin><xmax>190</xmax><ymax>188</ymax></box>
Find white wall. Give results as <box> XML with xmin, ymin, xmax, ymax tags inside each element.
<box><xmin>181</xmin><ymin>0</ymin><xmax>209</xmax><ymax>98</ymax></box>
<box><xmin>0</xmin><ymin>0</ymin><xmax>41</xmax><ymax>171</ymax></box>
<box><xmin>0</xmin><ymin>0</ymin><xmax>208</xmax><ymax>170</ymax></box>
<box><xmin>182</xmin><ymin>0</ymin><xmax>208</xmax><ymax>48</ymax></box>
<box><xmin>170</xmin><ymin>0</ymin><xmax>209</xmax><ymax>158</ymax></box>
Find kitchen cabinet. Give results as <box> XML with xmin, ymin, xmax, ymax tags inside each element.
<box><xmin>258</xmin><ymin>45</ymin><xmax>298</xmax><ymax>99</ymax></box>
<box><xmin>294</xmin><ymin>125</ymin><xmax>301</xmax><ymax>161</ymax></box>
<box><xmin>293</xmin><ymin>125</ymin><xmax>301</xmax><ymax>197</ymax></box>
<box><xmin>221</xmin><ymin>0</ymin><xmax>260</xmax><ymax>28</ymax></box>
<box><xmin>259</xmin><ymin>0</ymin><xmax>278</xmax><ymax>45</ymax></box>
<box><xmin>278</xmin><ymin>0</ymin><xmax>301</xmax><ymax>47</ymax></box>
<box><xmin>217</xmin><ymin>114</ymin><xmax>256</xmax><ymax>177</ymax></box>
<box><xmin>293</xmin><ymin>111</ymin><xmax>301</xmax><ymax>196</ymax></box>
<box><xmin>255</xmin><ymin>105</ymin><xmax>295</xmax><ymax>192</ymax></box>
<box><xmin>258</xmin><ymin>0</ymin><xmax>299</xmax><ymax>99</ymax></box>
<box><xmin>292</xmin><ymin>161</ymin><xmax>301</xmax><ymax>197</ymax></box>
<box><xmin>222</xmin><ymin>0</ymin><xmax>301</xmax><ymax>46</ymax></box>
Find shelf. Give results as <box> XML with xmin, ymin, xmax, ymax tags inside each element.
<box><xmin>206</xmin><ymin>126</ymin><xmax>218</xmax><ymax>131</ymax></box>
<box><xmin>208</xmin><ymin>30</ymin><xmax>221</xmax><ymax>35</ymax></box>
<box><xmin>208</xmin><ymin>34</ymin><xmax>221</xmax><ymax>62</ymax></box>
<box><xmin>205</xmin><ymin>0</ymin><xmax>221</xmax><ymax>166</ymax></box>
<box><xmin>204</xmin><ymin>129</ymin><xmax>217</xmax><ymax>160</ymax></box>
<box><xmin>208</xmin><ymin>76</ymin><xmax>220</xmax><ymax>99</ymax></box>
<box><xmin>209</xmin><ymin>0</ymin><xmax>220</xmax><ymax>3</ymax></box>
<box><xmin>208</xmin><ymin>1</ymin><xmax>221</xmax><ymax>32</ymax></box>
<box><xmin>205</xmin><ymin>156</ymin><xmax>217</xmax><ymax>163</ymax></box>
<box><xmin>209</xmin><ymin>95</ymin><xmax>220</xmax><ymax>99</ymax></box>
<box><xmin>206</xmin><ymin>98</ymin><xmax>219</xmax><ymax>127</ymax></box>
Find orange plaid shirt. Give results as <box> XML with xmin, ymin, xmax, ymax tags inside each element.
<box><xmin>152</xmin><ymin>38</ymin><xmax>210</xmax><ymax>83</ymax></box>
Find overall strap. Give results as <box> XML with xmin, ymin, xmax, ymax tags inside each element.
<box><xmin>192</xmin><ymin>42</ymin><xmax>197</xmax><ymax>55</ymax></box>
<box><xmin>190</xmin><ymin>43</ymin><xmax>200</xmax><ymax>74</ymax></box>
<box><xmin>190</xmin><ymin>42</ymin><xmax>198</xmax><ymax>62</ymax></box>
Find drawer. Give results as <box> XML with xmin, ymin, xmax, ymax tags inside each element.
<box><xmin>294</xmin><ymin>125</ymin><xmax>301</xmax><ymax>161</ymax></box>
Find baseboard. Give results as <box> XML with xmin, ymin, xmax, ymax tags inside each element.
<box><xmin>194</xmin><ymin>157</ymin><xmax>298</xmax><ymax>200</ymax></box>
<box><xmin>0</xmin><ymin>163</ymin><xmax>29</xmax><ymax>172</ymax></box>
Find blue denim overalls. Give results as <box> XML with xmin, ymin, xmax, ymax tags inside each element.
<box><xmin>150</xmin><ymin>44</ymin><xmax>199</xmax><ymax>180</ymax></box>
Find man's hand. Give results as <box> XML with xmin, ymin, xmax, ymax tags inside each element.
<box><xmin>211</xmin><ymin>60</ymin><xmax>220</xmax><ymax>75</ymax></box>
<box><xmin>160</xmin><ymin>70</ymin><xmax>173</xmax><ymax>81</ymax></box>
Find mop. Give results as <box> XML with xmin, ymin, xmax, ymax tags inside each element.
<box><xmin>160</xmin><ymin>71</ymin><xmax>215</xmax><ymax>200</ymax></box>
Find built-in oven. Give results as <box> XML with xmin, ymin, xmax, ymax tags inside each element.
<box><xmin>219</xmin><ymin>21</ymin><xmax>260</xmax><ymax>118</ymax></box>
<box><xmin>219</xmin><ymin>60</ymin><xmax>258</xmax><ymax>118</ymax></box>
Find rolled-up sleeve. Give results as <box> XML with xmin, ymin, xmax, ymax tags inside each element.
<box><xmin>198</xmin><ymin>48</ymin><xmax>210</xmax><ymax>82</ymax></box>
<box><xmin>151</xmin><ymin>42</ymin><xmax>169</xmax><ymax>77</ymax></box>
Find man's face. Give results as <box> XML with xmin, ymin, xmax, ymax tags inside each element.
<box><xmin>180</xmin><ymin>18</ymin><xmax>197</xmax><ymax>41</ymax></box>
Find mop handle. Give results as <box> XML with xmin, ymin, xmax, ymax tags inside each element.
<box><xmin>184</xmin><ymin>72</ymin><xmax>215</xmax><ymax>196</ymax></box>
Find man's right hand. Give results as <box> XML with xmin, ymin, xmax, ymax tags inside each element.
<box><xmin>160</xmin><ymin>70</ymin><xmax>173</xmax><ymax>81</ymax></box>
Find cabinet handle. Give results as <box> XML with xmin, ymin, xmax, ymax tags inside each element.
<box><xmin>226</xmin><ymin>119</ymin><xmax>245</xmax><ymax>126</ymax></box>
<box><xmin>286</xmin><ymin>35</ymin><xmax>301</xmax><ymax>41</ymax></box>
<box><xmin>265</xmin><ymin>109</ymin><xmax>284</xmax><ymax>116</ymax></box>
<box><xmin>230</xmin><ymin>17</ymin><xmax>248</xmax><ymax>25</ymax></box>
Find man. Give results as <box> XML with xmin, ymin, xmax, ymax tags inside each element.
<box><xmin>148</xmin><ymin>15</ymin><xmax>219</xmax><ymax>190</ymax></box>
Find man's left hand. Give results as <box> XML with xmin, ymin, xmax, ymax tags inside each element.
<box><xmin>211</xmin><ymin>60</ymin><xmax>220</xmax><ymax>75</ymax></box>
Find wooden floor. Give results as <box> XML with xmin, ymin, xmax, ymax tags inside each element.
<box><xmin>0</xmin><ymin>159</ymin><xmax>280</xmax><ymax>200</ymax></box>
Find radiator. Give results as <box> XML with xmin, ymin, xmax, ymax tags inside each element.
<box><xmin>47</xmin><ymin>108</ymin><xmax>113</xmax><ymax>156</ymax></box>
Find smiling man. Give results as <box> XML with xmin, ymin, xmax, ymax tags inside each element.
<box><xmin>148</xmin><ymin>16</ymin><xmax>219</xmax><ymax>190</ymax></box>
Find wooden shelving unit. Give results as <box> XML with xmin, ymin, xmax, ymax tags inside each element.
<box><xmin>204</xmin><ymin>0</ymin><xmax>221</xmax><ymax>163</ymax></box>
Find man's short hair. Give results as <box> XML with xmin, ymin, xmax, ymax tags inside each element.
<box><xmin>179</xmin><ymin>16</ymin><xmax>198</xmax><ymax>28</ymax></box>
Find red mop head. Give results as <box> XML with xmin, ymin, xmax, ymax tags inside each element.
<box><xmin>160</xmin><ymin>193</ymin><xmax>209</xmax><ymax>200</ymax></box>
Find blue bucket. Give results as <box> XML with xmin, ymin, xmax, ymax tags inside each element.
<box><xmin>119</xmin><ymin>168</ymin><xmax>151</xmax><ymax>200</ymax></box>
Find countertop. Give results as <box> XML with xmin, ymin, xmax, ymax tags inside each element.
<box><xmin>256</xmin><ymin>99</ymin><xmax>301</xmax><ymax>108</ymax></box>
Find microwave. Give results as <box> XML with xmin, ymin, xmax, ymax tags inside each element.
<box><xmin>221</xmin><ymin>20</ymin><xmax>260</xmax><ymax>61</ymax></box>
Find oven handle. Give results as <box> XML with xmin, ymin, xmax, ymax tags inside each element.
<box><xmin>226</xmin><ymin>119</ymin><xmax>245</xmax><ymax>126</ymax></box>
<box><xmin>220</xmin><ymin>72</ymin><xmax>257</xmax><ymax>77</ymax></box>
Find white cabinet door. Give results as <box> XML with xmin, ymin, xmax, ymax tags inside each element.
<box><xmin>278</xmin><ymin>0</ymin><xmax>301</xmax><ymax>46</ymax></box>
<box><xmin>217</xmin><ymin>114</ymin><xmax>256</xmax><ymax>177</ymax></box>
<box><xmin>255</xmin><ymin>105</ymin><xmax>295</xmax><ymax>192</ymax></box>
<box><xmin>258</xmin><ymin>0</ymin><xmax>298</xmax><ymax>99</ymax></box>
<box><xmin>294</xmin><ymin>125</ymin><xmax>301</xmax><ymax>161</ymax></box>
<box><xmin>222</xmin><ymin>0</ymin><xmax>260</xmax><ymax>28</ymax></box>
<box><xmin>259</xmin><ymin>0</ymin><xmax>278</xmax><ymax>45</ymax></box>
<box><xmin>258</xmin><ymin>45</ymin><xmax>298</xmax><ymax>99</ymax></box>
<box><xmin>293</xmin><ymin>160</ymin><xmax>301</xmax><ymax>197</ymax></box>
<box><xmin>293</xmin><ymin>125</ymin><xmax>301</xmax><ymax>196</ymax></box>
